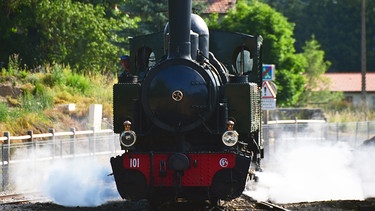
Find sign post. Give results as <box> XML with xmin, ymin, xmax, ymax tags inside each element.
<box><xmin>261</xmin><ymin>81</ymin><xmax>276</xmax><ymax>110</ymax></box>
<box><xmin>261</xmin><ymin>64</ymin><xmax>277</xmax><ymax>124</ymax></box>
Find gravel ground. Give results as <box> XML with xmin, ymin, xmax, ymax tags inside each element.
<box><xmin>2</xmin><ymin>195</ymin><xmax>375</xmax><ymax>210</ymax></box>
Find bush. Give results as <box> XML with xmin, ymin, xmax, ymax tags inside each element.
<box><xmin>0</xmin><ymin>62</ymin><xmax>114</xmax><ymax>135</ymax></box>
<box><xmin>22</xmin><ymin>84</ymin><xmax>54</xmax><ymax>112</ymax></box>
<box><xmin>0</xmin><ymin>102</ymin><xmax>8</xmax><ymax>122</ymax></box>
<box><xmin>42</xmin><ymin>64</ymin><xmax>93</xmax><ymax>95</ymax></box>
<box><xmin>66</xmin><ymin>73</ymin><xmax>92</xmax><ymax>95</ymax></box>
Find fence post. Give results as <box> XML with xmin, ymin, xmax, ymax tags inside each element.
<box><xmin>294</xmin><ymin>117</ymin><xmax>298</xmax><ymax>140</ymax></box>
<box><xmin>70</xmin><ymin>127</ymin><xmax>76</xmax><ymax>157</ymax></box>
<box><xmin>355</xmin><ymin>122</ymin><xmax>358</xmax><ymax>146</ymax></box>
<box><xmin>336</xmin><ymin>122</ymin><xmax>340</xmax><ymax>142</ymax></box>
<box><xmin>27</xmin><ymin>130</ymin><xmax>34</xmax><ymax>153</ymax></box>
<box><xmin>321</xmin><ymin>122</ymin><xmax>325</xmax><ymax>141</ymax></box>
<box><xmin>2</xmin><ymin>131</ymin><xmax>10</xmax><ymax>190</ymax></box>
<box><xmin>263</xmin><ymin>125</ymin><xmax>270</xmax><ymax>155</ymax></box>
<box><xmin>90</xmin><ymin>127</ymin><xmax>96</xmax><ymax>156</ymax></box>
<box><xmin>49</xmin><ymin>128</ymin><xmax>55</xmax><ymax>159</ymax></box>
<box><xmin>3</xmin><ymin>132</ymin><xmax>10</xmax><ymax>164</ymax></box>
<box><xmin>1</xmin><ymin>144</ymin><xmax>4</xmax><ymax>191</ymax></box>
<box><xmin>60</xmin><ymin>131</ymin><xmax>63</xmax><ymax>158</ymax></box>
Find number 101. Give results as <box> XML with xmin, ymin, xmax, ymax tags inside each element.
<box><xmin>130</xmin><ymin>158</ymin><xmax>140</xmax><ymax>168</ymax></box>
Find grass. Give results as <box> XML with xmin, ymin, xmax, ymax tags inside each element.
<box><xmin>0</xmin><ymin>62</ymin><xmax>114</xmax><ymax>137</ymax></box>
<box><xmin>324</xmin><ymin>107</ymin><xmax>375</xmax><ymax>123</ymax></box>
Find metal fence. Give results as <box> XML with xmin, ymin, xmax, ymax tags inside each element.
<box><xmin>1</xmin><ymin>121</ymin><xmax>375</xmax><ymax>192</ymax></box>
<box><xmin>1</xmin><ymin>128</ymin><xmax>121</xmax><ymax>191</ymax></box>
<box><xmin>264</xmin><ymin>121</ymin><xmax>375</xmax><ymax>147</ymax></box>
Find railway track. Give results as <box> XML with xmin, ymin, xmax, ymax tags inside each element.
<box><xmin>0</xmin><ymin>192</ymin><xmax>49</xmax><ymax>205</ymax></box>
<box><xmin>255</xmin><ymin>201</ymin><xmax>290</xmax><ymax>211</ymax></box>
<box><xmin>0</xmin><ymin>192</ymin><xmax>289</xmax><ymax>210</ymax></box>
<box><xmin>217</xmin><ymin>194</ymin><xmax>290</xmax><ymax>211</ymax></box>
<box><xmin>149</xmin><ymin>194</ymin><xmax>290</xmax><ymax>210</ymax></box>
<box><xmin>240</xmin><ymin>194</ymin><xmax>289</xmax><ymax>210</ymax></box>
<box><xmin>1</xmin><ymin>193</ymin><xmax>373</xmax><ymax>210</ymax></box>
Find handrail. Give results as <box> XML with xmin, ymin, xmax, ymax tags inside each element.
<box><xmin>1</xmin><ymin>128</ymin><xmax>114</xmax><ymax>143</ymax></box>
<box><xmin>267</xmin><ymin>119</ymin><xmax>327</xmax><ymax>124</ymax></box>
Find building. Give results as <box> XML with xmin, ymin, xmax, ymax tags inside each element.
<box><xmin>196</xmin><ymin>0</ymin><xmax>236</xmax><ymax>14</ymax></box>
<box><xmin>325</xmin><ymin>73</ymin><xmax>375</xmax><ymax>108</ymax></box>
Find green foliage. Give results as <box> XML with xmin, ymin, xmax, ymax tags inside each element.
<box><xmin>205</xmin><ymin>13</ymin><xmax>221</xmax><ymax>29</ymax></box>
<box><xmin>0</xmin><ymin>60</ymin><xmax>114</xmax><ymax>134</ymax></box>
<box><xmin>0</xmin><ymin>0</ymin><xmax>138</xmax><ymax>74</ymax></box>
<box><xmin>0</xmin><ymin>54</ymin><xmax>30</xmax><ymax>81</ymax></box>
<box><xmin>35</xmin><ymin>0</ymin><xmax>131</xmax><ymax>73</ymax></box>
<box><xmin>262</xmin><ymin>0</ymin><xmax>375</xmax><ymax>72</ymax></box>
<box><xmin>119</xmin><ymin>0</ymin><xmax>208</xmax><ymax>35</ymax></box>
<box><xmin>0</xmin><ymin>102</ymin><xmax>8</xmax><ymax>122</ymax></box>
<box><xmin>119</xmin><ymin>0</ymin><xmax>168</xmax><ymax>34</ymax></box>
<box><xmin>302</xmin><ymin>38</ymin><xmax>330</xmax><ymax>95</ymax></box>
<box><xmin>66</xmin><ymin>73</ymin><xmax>92</xmax><ymax>95</ymax></box>
<box><xmin>8</xmin><ymin>54</ymin><xmax>20</xmax><ymax>75</ymax></box>
<box><xmin>297</xmin><ymin>36</ymin><xmax>343</xmax><ymax>106</ymax></box>
<box><xmin>221</xmin><ymin>0</ymin><xmax>296</xmax><ymax>63</ymax></box>
<box><xmin>43</xmin><ymin>64</ymin><xmax>68</xmax><ymax>87</ymax></box>
<box><xmin>21</xmin><ymin>83</ymin><xmax>54</xmax><ymax>112</ymax></box>
<box><xmin>42</xmin><ymin>64</ymin><xmax>93</xmax><ymax>95</ymax></box>
<box><xmin>210</xmin><ymin>0</ymin><xmax>305</xmax><ymax>106</ymax></box>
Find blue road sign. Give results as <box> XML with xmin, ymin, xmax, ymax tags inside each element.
<box><xmin>262</xmin><ymin>64</ymin><xmax>275</xmax><ymax>81</ymax></box>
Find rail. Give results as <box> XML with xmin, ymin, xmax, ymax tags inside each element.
<box><xmin>1</xmin><ymin>128</ymin><xmax>115</xmax><ymax>163</ymax></box>
<box><xmin>0</xmin><ymin>128</ymin><xmax>113</xmax><ymax>142</ymax></box>
<box><xmin>267</xmin><ymin>119</ymin><xmax>326</xmax><ymax>124</ymax></box>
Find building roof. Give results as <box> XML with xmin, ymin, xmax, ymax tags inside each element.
<box><xmin>325</xmin><ymin>72</ymin><xmax>375</xmax><ymax>92</ymax></box>
<box><xmin>196</xmin><ymin>0</ymin><xmax>236</xmax><ymax>14</ymax></box>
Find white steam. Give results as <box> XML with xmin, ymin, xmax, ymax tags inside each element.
<box><xmin>11</xmin><ymin>148</ymin><xmax>120</xmax><ymax>207</ymax></box>
<box><xmin>42</xmin><ymin>158</ymin><xmax>120</xmax><ymax>206</ymax></box>
<box><xmin>245</xmin><ymin>136</ymin><xmax>375</xmax><ymax>203</ymax></box>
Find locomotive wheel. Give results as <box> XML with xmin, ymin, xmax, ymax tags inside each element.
<box><xmin>210</xmin><ymin>169</ymin><xmax>243</xmax><ymax>200</ymax></box>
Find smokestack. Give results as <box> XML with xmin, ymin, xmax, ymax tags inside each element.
<box><xmin>167</xmin><ymin>0</ymin><xmax>192</xmax><ymax>60</ymax></box>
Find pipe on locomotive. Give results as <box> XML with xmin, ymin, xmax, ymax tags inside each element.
<box><xmin>167</xmin><ymin>0</ymin><xmax>192</xmax><ymax>60</ymax></box>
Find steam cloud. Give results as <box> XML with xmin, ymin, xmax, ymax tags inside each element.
<box><xmin>12</xmin><ymin>148</ymin><xmax>120</xmax><ymax>207</ymax></box>
<box><xmin>11</xmin><ymin>129</ymin><xmax>375</xmax><ymax>206</ymax></box>
<box><xmin>42</xmin><ymin>158</ymin><xmax>120</xmax><ymax>206</ymax></box>
<box><xmin>245</xmin><ymin>135</ymin><xmax>375</xmax><ymax>203</ymax></box>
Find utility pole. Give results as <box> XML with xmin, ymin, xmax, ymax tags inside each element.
<box><xmin>361</xmin><ymin>0</ymin><xmax>367</xmax><ymax>108</ymax></box>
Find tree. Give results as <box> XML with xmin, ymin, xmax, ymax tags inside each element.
<box><xmin>298</xmin><ymin>36</ymin><xmax>343</xmax><ymax>105</ymax></box>
<box><xmin>262</xmin><ymin>0</ymin><xmax>375</xmax><ymax>72</ymax></box>
<box><xmin>118</xmin><ymin>0</ymin><xmax>208</xmax><ymax>35</ymax></box>
<box><xmin>117</xmin><ymin>0</ymin><xmax>168</xmax><ymax>35</ymax></box>
<box><xmin>35</xmin><ymin>0</ymin><xmax>138</xmax><ymax>73</ymax></box>
<box><xmin>0</xmin><ymin>0</ymin><xmax>138</xmax><ymax>73</ymax></box>
<box><xmin>0</xmin><ymin>0</ymin><xmax>39</xmax><ymax>68</ymax></box>
<box><xmin>209</xmin><ymin>0</ymin><xmax>306</xmax><ymax>106</ymax></box>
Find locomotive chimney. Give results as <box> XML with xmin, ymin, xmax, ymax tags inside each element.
<box><xmin>167</xmin><ymin>0</ymin><xmax>192</xmax><ymax>60</ymax></box>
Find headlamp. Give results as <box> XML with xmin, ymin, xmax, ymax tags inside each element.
<box><xmin>222</xmin><ymin>130</ymin><xmax>239</xmax><ymax>147</ymax></box>
<box><xmin>120</xmin><ymin>130</ymin><xmax>137</xmax><ymax>147</ymax></box>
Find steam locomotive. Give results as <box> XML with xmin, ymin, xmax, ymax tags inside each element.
<box><xmin>110</xmin><ymin>0</ymin><xmax>263</xmax><ymax>206</ymax></box>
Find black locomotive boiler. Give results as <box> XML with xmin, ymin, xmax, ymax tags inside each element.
<box><xmin>111</xmin><ymin>0</ymin><xmax>264</xmax><ymax>205</ymax></box>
